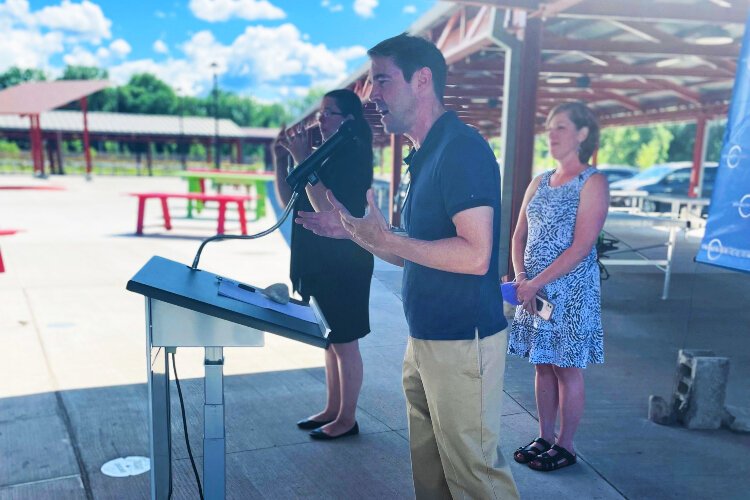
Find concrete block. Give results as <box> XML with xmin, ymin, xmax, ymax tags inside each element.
<box><xmin>723</xmin><ymin>405</ymin><xmax>750</xmax><ymax>433</ymax></box>
<box><xmin>677</xmin><ymin>350</ymin><xmax>730</xmax><ymax>430</ymax></box>
<box><xmin>648</xmin><ymin>395</ymin><xmax>676</xmax><ymax>425</ymax></box>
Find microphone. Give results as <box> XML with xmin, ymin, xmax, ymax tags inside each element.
<box><xmin>285</xmin><ymin>119</ymin><xmax>356</xmax><ymax>192</ymax></box>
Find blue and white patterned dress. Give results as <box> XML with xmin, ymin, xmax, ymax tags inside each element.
<box><xmin>508</xmin><ymin>167</ymin><xmax>604</xmax><ymax>368</ymax></box>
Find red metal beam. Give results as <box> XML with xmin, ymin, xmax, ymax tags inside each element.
<box><xmin>541</xmin><ymin>36</ymin><xmax>740</xmax><ymax>58</ymax></box>
<box><xmin>540</xmin><ymin>62</ymin><xmax>732</xmax><ymax>78</ymax></box>
<box><xmin>80</xmin><ymin>96</ymin><xmax>92</xmax><ymax>177</ymax></box>
<box><xmin>450</xmin><ymin>1</ymin><xmax>747</xmax><ymax>24</ymax></box>
<box><xmin>509</xmin><ymin>17</ymin><xmax>543</xmax><ymax>273</ymax></box>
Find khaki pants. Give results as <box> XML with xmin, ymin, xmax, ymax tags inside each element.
<box><xmin>402</xmin><ymin>330</ymin><xmax>519</xmax><ymax>500</ymax></box>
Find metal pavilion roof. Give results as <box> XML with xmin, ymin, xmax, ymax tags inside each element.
<box><xmin>292</xmin><ymin>0</ymin><xmax>747</xmax><ymax>145</ymax></box>
<box><xmin>0</xmin><ymin>110</ymin><xmax>278</xmax><ymax>141</ymax></box>
<box><xmin>0</xmin><ymin>80</ymin><xmax>110</xmax><ymax>115</ymax></box>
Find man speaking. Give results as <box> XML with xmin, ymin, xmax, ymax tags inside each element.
<box><xmin>296</xmin><ymin>34</ymin><xmax>519</xmax><ymax>500</ymax></box>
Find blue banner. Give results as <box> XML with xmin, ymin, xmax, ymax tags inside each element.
<box><xmin>696</xmin><ymin>13</ymin><xmax>750</xmax><ymax>273</ymax></box>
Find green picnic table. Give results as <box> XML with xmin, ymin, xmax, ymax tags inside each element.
<box><xmin>175</xmin><ymin>170</ymin><xmax>275</xmax><ymax>219</ymax></box>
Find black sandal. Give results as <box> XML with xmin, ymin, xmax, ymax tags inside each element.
<box><xmin>527</xmin><ymin>444</ymin><xmax>577</xmax><ymax>472</ymax></box>
<box><xmin>513</xmin><ymin>437</ymin><xmax>552</xmax><ymax>464</ymax></box>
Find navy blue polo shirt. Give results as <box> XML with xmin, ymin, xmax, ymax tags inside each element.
<box><xmin>400</xmin><ymin>111</ymin><xmax>507</xmax><ymax>340</ymax></box>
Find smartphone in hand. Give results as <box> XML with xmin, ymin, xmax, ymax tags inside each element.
<box><xmin>535</xmin><ymin>295</ymin><xmax>554</xmax><ymax>321</ymax></box>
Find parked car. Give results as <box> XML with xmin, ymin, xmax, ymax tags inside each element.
<box><xmin>610</xmin><ymin>162</ymin><xmax>718</xmax><ymax>212</ymax></box>
<box><xmin>596</xmin><ymin>165</ymin><xmax>639</xmax><ymax>184</ymax></box>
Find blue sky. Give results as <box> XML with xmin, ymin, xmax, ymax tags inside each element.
<box><xmin>0</xmin><ymin>0</ymin><xmax>437</xmax><ymax>102</ymax></box>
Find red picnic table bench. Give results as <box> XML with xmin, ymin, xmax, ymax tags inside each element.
<box><xmin>0</xmin><ymin>229</ymin><xmax>20</xmax><ymax>273</ymax></box>
<box><xmin>129</xmin><ymin>192</ymin><xmax>255</xmax><ymax>235</ymax></box>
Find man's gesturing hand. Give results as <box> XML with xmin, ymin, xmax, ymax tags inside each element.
<box><xmin>295</xmin><ymin>190</ymin><xmax>352</xmax><ymax>239</ymax></box>
<box><xmin>340</xmin><ymin>188</ymin><xmax>389</xmax><ymax>250</ymax></box>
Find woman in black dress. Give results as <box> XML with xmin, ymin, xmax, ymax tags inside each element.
<box><xmin>274</xmin><ymin>89</ymin><xmax>374</xmax><ymax>440</ymax></box>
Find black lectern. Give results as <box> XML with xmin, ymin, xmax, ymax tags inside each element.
<box><xmin>127</xmin><ymin>256</ymin><xmax>329</xmax><ymax>499</ymax></box>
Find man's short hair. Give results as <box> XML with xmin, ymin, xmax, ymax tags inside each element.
<box><xmin>368</xmin><ymin>33</ymin><xmax>447</xmax><ymax>103</ymax></box>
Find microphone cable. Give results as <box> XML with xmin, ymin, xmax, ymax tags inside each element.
<box><xmin>170</xmin><ymin>351</ymin><xmax>204</xmax><ymax>500</ymax></box>
<box><xmin>192</xmin><ymin>191</ymin><xmax>299</xmax><ymax>269</ymax></box>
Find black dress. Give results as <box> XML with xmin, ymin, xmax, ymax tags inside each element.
<box><xmin>290</xmin><ymin>139</ymin><xmax>374</xmax><ymax>344</ymax></box>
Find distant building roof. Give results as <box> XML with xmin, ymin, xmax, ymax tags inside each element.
<box><xmin>0</xmin><ymin>110</ymin><xmax>278</xmax><ymax>142</ymax></box>
<box><xmin>0</xmin><ymin>80</ymin><xmax>110</xmax><ymax>115</ymax></box>
<box><xmin>240</xmin><ymin>127</ymin><xmax>279</xmax><ymax>140</ymax></box>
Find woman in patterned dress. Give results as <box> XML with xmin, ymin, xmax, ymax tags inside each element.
<box><xmin>508</xmin><ymin>102</ymin><xmax>609</xmax><ymax>471</ymax></box>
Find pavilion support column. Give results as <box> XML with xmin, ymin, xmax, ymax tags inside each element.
<box><xmin>492</xmin><ymin>13</ymin><xmax>543</xmax><ymax>277</ymax></box>
<box><xmin>263</xmin><ymin>144</ymin><xmax>273</xmax><ymax>171</ymax></box>
<box><xmin>56</xmin><ymin>131</ymin><xmax>64</xmax><ymax>175</ymax></box>
<box><xmin>235</xmin><ymin>140</ymin><xmax>243</xmax><ymax>165</ymax></box>
<box><xmin>689</xmin><ymin>117</ymin><xmax>709</xmax><ymax>198</ymax></box>
<box><xmin>146</xmin><ymin>142</ymin><xmax>153</xmax><ymax>176</ymax></box>
<box><xmin>28</xmin><ymin>114</ymin><xmax>45</xmax><ymax>177</ymax></box>
<box><xmin>389</xmin><ymin>134</ymin><xmax>403</xmax><ymax>227</ymax></box>
<box><xmin>206</xmin><ymin>140</ymin><xmax>212</xmax><ymax>165</ymax></box>
<box><xmin>592</xmin><ymin>147</ymin><xmax>599</xmax><ymax>167</ymax></box>
<box><xmin>46</xmin><ymin>137</ymin><xmax>56</xmax><ymax>174</ymax></box>
<box><xmin>80</xmin><ymin>97</ymin><xmax>92</xmax><ymax>180</ymax></box>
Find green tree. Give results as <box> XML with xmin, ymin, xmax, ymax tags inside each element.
<box><xmin>56</xmin><ymin>66</ymin><xmax>116</xmax><ymax>112</ymax></box>
<box><xmin>0</xmin><ymin>66</ymin><xmax>46</xmax><ymax>89</ymax></box>
<box><xmin>117</xmin><ymin>73</ymin><xmax>178</xmax><ymax>114</ymax></box>
<box><xmin>285</xmin><ymin>87</ymin><xmax>327</xmax><ymax>120</ymax></box>
<box><xmin>598</xmin><ymin>125</ymin><xmax>672</xmax><ymax>168</ymax></box>
<box><xmin>58</xmin><ymin>65</ymin><xmax>108</xmax><ymax>81</ymax></box>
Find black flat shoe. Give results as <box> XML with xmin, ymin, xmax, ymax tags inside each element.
<box><xmin>296</xmin><ymin>418</ymin><xmax>334</xmax><ymax>430</ymax></box>
<box><xmin>309</xmin><ymin>422</ymin><xmax>359</xmax><ymax>440</ymax></box>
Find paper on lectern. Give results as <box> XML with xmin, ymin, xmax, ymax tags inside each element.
<box><xmin>217</xmin><ymin>279</ymin><xmax>318</xmax><ymax>323</ymax></box>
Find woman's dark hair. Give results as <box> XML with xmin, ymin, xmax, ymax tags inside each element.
<box><xmin>367</xmin><ymin>33</ymin><xmax>447</xmax><ymax>103</ymax></box>
<box><xmin>325</xmin><ymin>89</ymin><xmax>373</xmax><ymax>150</ymax></box>
<box><xmin>547</xmin><ymin>102</ymin><xmax>600</xmax><ymax>164</ymax></box>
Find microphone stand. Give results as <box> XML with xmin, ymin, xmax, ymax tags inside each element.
<box><xmin>192</xmin><ymin>120</ymin><xmax>355</xmax><ymax>269</ymax></box>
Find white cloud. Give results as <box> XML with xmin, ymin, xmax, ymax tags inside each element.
<box><xmin>321</xmin><ymin>0</ymin><xmax>343</xmax><ymax>12</ymax></box>
<box><xmin>353</xmin><ymin>0</ymin><xmax>378</xmax><ymax>18</ymax></box>
<box><xmin>0</xmin><ymin>0</ymin><xmax>36</xmax><ymax>27</ymax></box>
<box><xmin>334</xmin><ymin>46</ymin><xmax>367</xmax><ymax>61</ymax></box>
<box><xmin>109</xmin><ymin>58</ymin><xmax>207</xmax><ymax>96</ymax></box>
<box><xmin>107</xmin><ymin>24</ymin><xmax>366</xmax><ymax>100</ymax></box>
<box><xmin>153</xmin><ymin>40</ymin><xmax>169</xmax><ymax>55</ymax></box>
<box><xmin>189</xmin><ymin>0</ymin><xmax>285</xmax><ymax>22</ymax></box>
<box><xmin>63</xmin><ymin>46</ymin><xmax>99</xmax><ymax>67</ymax></box>
<box><xmin>0</xmin><ymin>28</ymin><xmax>64</xmax><ymax>70</ymax></box>
<box><xmin>109</xmin><ymin>39</ymin><xmax>131</xmax><ymax>58</ymax></box>
<box><xmin>36</xmin><ymin>0</ymin><xmax>111</xmax><ymax>43</ymax></box>
<box><xmin>403</xmin><ymin>5</ymin><xmax>417</xmax><ymax>14</ymax></box>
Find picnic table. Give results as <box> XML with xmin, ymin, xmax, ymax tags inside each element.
<box><xmin>643</xmin><ymin>193</ymin><xmax>711</xmax><ymax>219</ymax></box>
<box><xmin>601</xmin><ymin>211</ymin><xmax>688</xmax><ymax>300</ymax></box>
<box><xmin>175</xmin><ymin>170</ymin><xmax>275</xmax><ymax>219</ymax></box>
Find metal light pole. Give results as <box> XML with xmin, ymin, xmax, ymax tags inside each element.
<box><xmin>211</xmin><ymin>62</ymin><xmax>220</xmax><ymax>170</ymax></box>
<box><xmin>176</xmin><ymin>87</ymin><xmax>186</xmax><ymax>170</ymax></box>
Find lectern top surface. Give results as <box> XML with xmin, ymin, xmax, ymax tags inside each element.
<box><xmin>126</xmin><ymin>256</ymin><xmax>328</xmax><ymax>348</ymax></box>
